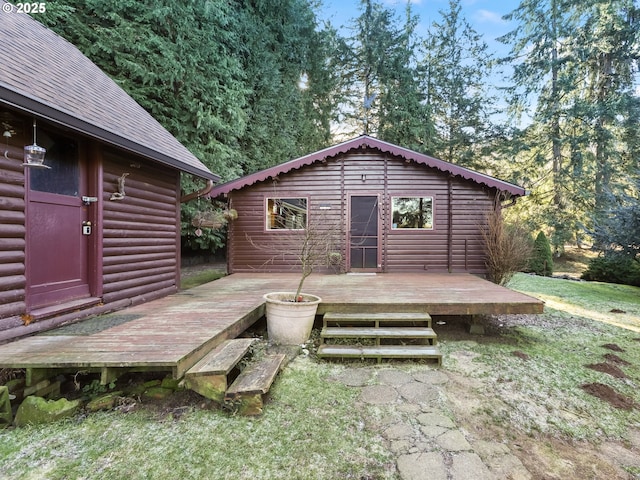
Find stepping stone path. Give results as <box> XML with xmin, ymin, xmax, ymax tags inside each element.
<box><xmin>330</xmin><ymin>366</ymin><xmax>531</xmax><ymax>480</ymax></box>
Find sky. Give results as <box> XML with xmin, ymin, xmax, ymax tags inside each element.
<box><xmin>317</xmin><ymin>0</ymin><xmax>522</xmax><ymax>58</ymax></box>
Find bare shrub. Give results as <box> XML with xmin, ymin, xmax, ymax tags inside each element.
<box><xmin>481</xmin><ymin>199</ymin><xmax>533</xmax><ymax>285</ymax></box>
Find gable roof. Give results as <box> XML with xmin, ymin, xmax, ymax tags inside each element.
<box><xmin>209</xmin><ymin>135</ymin><xmax>526</xmax><ymax>197</ymax></box>
<box><xmin>0</xmin><ymin>4</ymin><xmax>218</xmax><ymax>181</ymax></box>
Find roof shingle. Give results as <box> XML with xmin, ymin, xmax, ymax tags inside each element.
<box><xmin>0</xmin><ymin>3</ymin><xmax>218</xmax><ymax>181</ymax></box>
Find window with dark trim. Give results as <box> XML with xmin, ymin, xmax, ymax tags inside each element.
<box><xmin>266</xmin><ymin>198</ymin><xmax>308</xmax><ymax>230</ymax></box>
<box><xmin>391</xmin><ymin>196</ymin><xmax>434</xmax><ymax>229</ymax></box>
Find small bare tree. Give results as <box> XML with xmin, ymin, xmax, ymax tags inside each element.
<box><xmin>247</xmin><ymin>212</ymin><xmax>344</xmax><ymax>301</ymax></box>
<box><xmin>481</xmin><ymin>198</ymin><xmax>533</xmax><ymax>285</ymax></box>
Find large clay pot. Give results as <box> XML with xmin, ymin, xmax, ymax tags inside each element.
<box><xmin>263</xmin><ymin>292</ymin><xmax>321</xmax><ymax>345</ymax></box>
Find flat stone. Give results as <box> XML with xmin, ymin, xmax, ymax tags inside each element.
<box><xmin>412</xmin><ymin>370</ymin><xmax>449</xmax><ymax>385</ymax></box>
<box><xmin>86</xmin><ymin>392</ymin><xmax>124</xmax><ymax>412</ymax></box>
<box><xmin>14</xmin><ymin>396</ymin><xmax>81</xmax><ymax>427</ymax></box>
<box><xmin>450</xmin><ymin>452</ymin><xmax>494</xmax><ymax>480</ymax></box>
<box><xmin>331</xmin><ymin>368</ymin><xmax>374</xmax><ymax>387</ymax></box>
<box><xmin>389</xmin><ymin>439</ymin><xmax>412</xmax><ymax>454</ymax></box>
<box><xmin>143</xmin><ymin>387</ymin><xmax>174</xmax><ymax>400</ymax></box>
<box><xmin>419</xmin><ymin>425</ymin><xmax>449</xmax><ymax>439</ymax></box>
<box><xmin>383</xmin><ymin>423</ymin><xmax>414</xmax><ymax>440</ymax></box>
<box><xmin>377</xmin><ymin>369</ymin><xmax>414</xmax><ymax>386</ymax></box>
<box><xmin>397</xmin><ymin>403</ymin><xmax>421</xmax><ymax>415</ymax></box>
<box><xmin>398</xmin><ymin>382</ymin><xmax>439</xmax><ymax>403</ymax></box>
<box><xmin>397</xmin><ymin>452</ymin><xmax>446</xmax><ymax>480</ymax></box>
<box><xmin>359</xmin><ymin>385</ymin><xmax>398</xmax><ymax>404</ymax></box>
<box><xmin>416</xmin><ymin>412</ymin><xmax>456</xmax><ymax>429</ymax></box>
<box><xmin>436</xmin><ymin>429</ymin><xmax>473</xmax><ymax>452</ymax></box>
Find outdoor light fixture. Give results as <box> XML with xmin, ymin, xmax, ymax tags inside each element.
<box><xmin>361</xmin><ymin>174</ymin><xmax>366</xmax><ymax>182</ymax></box>
<box><xmin>23</xmin><ymin>118</ymin><xmax>49</xmax><ymax>168</ymax></box>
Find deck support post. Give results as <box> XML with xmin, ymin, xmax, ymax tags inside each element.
<box><xmin>26</xmin><ymin>368</ymin><xmax>53</xmax><ymax>387</ymax></box>
<box><xmin>469</xmin><ymin>315</ymin><xmax>486</xmax><ymax>335</ymax></box>
<box><xmin>100</xmin><ymin>367</ymin><xmax>122</xmax><ymax>386</ymax></box>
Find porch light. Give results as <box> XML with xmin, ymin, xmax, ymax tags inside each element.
<box><xmin>23</xmin><ymin>118</ymin><xmax>49</xmax><ymax>168</ymax></box>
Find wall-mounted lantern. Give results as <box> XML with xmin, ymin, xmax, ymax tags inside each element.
<box><xmin>23</xmin><ymin>118</ymin><xmax>49</xmax><ymax>168</ymax></box>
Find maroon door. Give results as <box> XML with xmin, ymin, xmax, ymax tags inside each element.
<box><xmin>26</xmin><ymin>134</ymin><xmax>91</xmax><ymax>310</ymax></box>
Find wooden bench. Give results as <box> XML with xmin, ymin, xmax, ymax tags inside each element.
<box><xmin>184</xmin><ymin>338</ymin><xmax>255</xmax><ymax>403</ymax></box>
<box><xmin>225</xmin><ymin>353</ymin><xmax>286</xmax><ymax>416</ymax></box>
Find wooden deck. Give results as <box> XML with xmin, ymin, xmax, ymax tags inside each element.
<box><xmin>0</xmin><ymin>273</ymin><xmax>543</xmax><ymax>381</ymax></box>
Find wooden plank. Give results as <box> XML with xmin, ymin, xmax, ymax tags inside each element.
<box><xmin>317</xmin><ymin>344</ymin><xmax>442</xmax><ymax>362</ymax></box>
<box><xmin>226</xmin><ymin>354</ymin><xmax>285</xmax><ymax>396</ymax></box>
<box><xmin>185</xmin><ymin>338</ymin><xmax>255</xmax><ymax>377</ymax></box>
<box><xmin>323</xmin><ymin>312</ymin><xmax>432</xmax><ymax>323</ymax></box>
<box><xmin>321</xmin><ymin>327</ymin><xmax>437</xmax><ymax>339</ymax></box>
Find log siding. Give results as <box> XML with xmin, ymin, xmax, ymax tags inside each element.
<box><xmin>0</xmin><ymin>146</ymin><xmax>26</xmax><ymax>325</ymax></box>
<box><xmin>101</xmin><ymin>152</ymin><xmax>180</xmax><ymax>304</ymax></box>
<box><xmin>226</xmin><ymin>149</ymin><xmax>500</xmax><ymax>276</ymax></box>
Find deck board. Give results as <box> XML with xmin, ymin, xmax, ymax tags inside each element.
<box><xmin>0</xmin><ymin>273</ymin><xmax>542</xmax><ymax>376</ymax></box>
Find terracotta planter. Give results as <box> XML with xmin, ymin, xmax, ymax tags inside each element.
<box><xmin>263</xmin><ymin>292</ymin><xmax>321</xmax><ymax>345</ymax></box>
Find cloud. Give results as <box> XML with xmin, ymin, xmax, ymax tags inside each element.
<box><xmin>474</xmin><ymin>9</ymin><xmax>506</xmax><ymax>24</ymax></box>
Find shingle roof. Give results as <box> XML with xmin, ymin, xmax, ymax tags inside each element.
<box><xmin>0</xmin><ymin>3</ymin><xmax>218</xmax><ymax>181</ymax></box>
<box><xmin>209</xmin><ymin>135</ymin><xmax>527</xmax><ymax>197</ymax></box>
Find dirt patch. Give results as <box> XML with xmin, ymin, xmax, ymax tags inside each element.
<box><xmin>603</xmin><ymin>353</ymin><xmax>631</xmax><ymax>366</ymax></box>
<box><xmin>610</xmin><ymin>308</ymin><xmax>626</xmax><ymax>314</ymax></box>
<box><xmin>511</xmin><ymin>350</ymin><xmax>530</xmax><ymax>360</ymax></box>
<box><xmin>586</xmin><ymin>362</ymin><xmax>628</xmax><ymax>379</ymax></box>
<box><xmin>601</xmin><ymin>343</ymin><xmax>625</xmax><ymax>352</ymax></box>
<box><xmin>581</xmin><ymin>383</ymin><xmax>637</xmax><ymax>411</ymax></box>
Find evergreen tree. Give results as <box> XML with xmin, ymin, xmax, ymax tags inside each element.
<box><xmin>529</xmin><ymin>232</ymin><xmax>554</xmax><ymax>276</ymax></box>
<box><xmin>336</xmin><ymin>0</ymin><xmax>432</xmax><ymax>145</ymax></box>
<box><xmin>424</xmin><ymin>0</ymin><xmax>496</xmax><ymax>168</ymax></box>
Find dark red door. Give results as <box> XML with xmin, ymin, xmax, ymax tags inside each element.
<box><xmin>26</xmin><ymin>134</ymin><xmax>91</xmax><ymax>310</ymax></box>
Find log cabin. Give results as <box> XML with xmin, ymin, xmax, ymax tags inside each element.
<box><xmin>0</xmin><ymin>3</ymin><xmax>218</xmax><ymax>342</ymax></box>
<box><xmin>209</xmin><ymin>135</ymin><xmax>526</xmax><ymax>276</ymax></box>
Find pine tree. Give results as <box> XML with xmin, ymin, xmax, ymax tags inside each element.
<box><xmin>336</xmin><ymin>0</ymin><xmax>431</xmax><ymax>144</ymax></box>
<box><xmin>424</xmin><ymin>0</ymin><xmax>496</xmax><ymax>169</ymax></box>
<box><xmin>529</xmin><ymin>232</ymin><xmax>554</xmax><ymax>276</ymax></box>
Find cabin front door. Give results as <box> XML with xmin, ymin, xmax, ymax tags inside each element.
<box><xmin>349</xmin><ymin>195</ymin><xmax>380</xmax><ymax>271</ymax></box>
<box><xmin>26</xmin><ymin>133</ymin><xmax>92</xmax><ymax>311</ymax></box>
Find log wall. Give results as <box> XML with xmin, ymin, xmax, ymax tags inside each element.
<box><xmin>101</xmin><ymin>151</ymin><xmax>180</xmax><ymax>304</ymax></box>
<box><xmin>228</xmin><ymin>149</ymin><xmax>496</xmax><ymax>275</ymax></box>
<box><xmin>0</xmin><ymin>146</ymin><xmax>26</xmax><ymax>327</ymax></box>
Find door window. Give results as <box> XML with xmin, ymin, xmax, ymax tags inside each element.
<box><xmin>30</xmin><ymin>133</ymin><xmax>79</xmax><ymax>196</ymax></box>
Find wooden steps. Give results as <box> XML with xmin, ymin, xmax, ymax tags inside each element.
<box><xmin>225</xmin><ymin>353</ymin><xmax>286</xmax><ymax>416</ymax></box>
<box><xmin>318</xmin><ymin>312</ymin><xmax>442</xmax><ymax>365</ymax></box>
<box><xmin>184</xmin><ymin>338</ymin><xmax>286</xmax><ymax>415</ymax></box>
<box><xmin>184</xmin><ymin>338</ymin><xmax>255</xmax><ymax>403</ymax></box>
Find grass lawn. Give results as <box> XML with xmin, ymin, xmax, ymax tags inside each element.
<box><xmin>1</xmin><ymin>261</ymin><xmax>639</xmax><ymax>478</ymax></box>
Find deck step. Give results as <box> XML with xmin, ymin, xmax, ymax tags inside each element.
<box><xmin>321</xmin><ymin>326</ymin><xmax>437</xmax><ymax>340</ymax></box>
<box><xmin>225</xmin><ymin>353</ymin><xmax>286</xmax><ymax>416</ymax></box>
<box><xmin>186</xmin><ymin>338</ymin><xmax>255</xmax><ymax>377</ymax></box>
<box><xmin>323</xmin><ymin>312</ymin><xmax>432</xmax><ymax>327</ymax></box>
<box><xmin>184</xmin><ymin>338</ymin><xmax>255</xmax><ymax>403</ymax></box>
<box><xmin>317</xmin><ymin>344</ymin><xmax>442</xmax><ymax>364</ymax></box>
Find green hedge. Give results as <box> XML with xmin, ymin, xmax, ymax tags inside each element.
<box><xmin>581</xmin><ymin>255</ymin><xmax>640</xmax><ymax>287</ymax></box>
